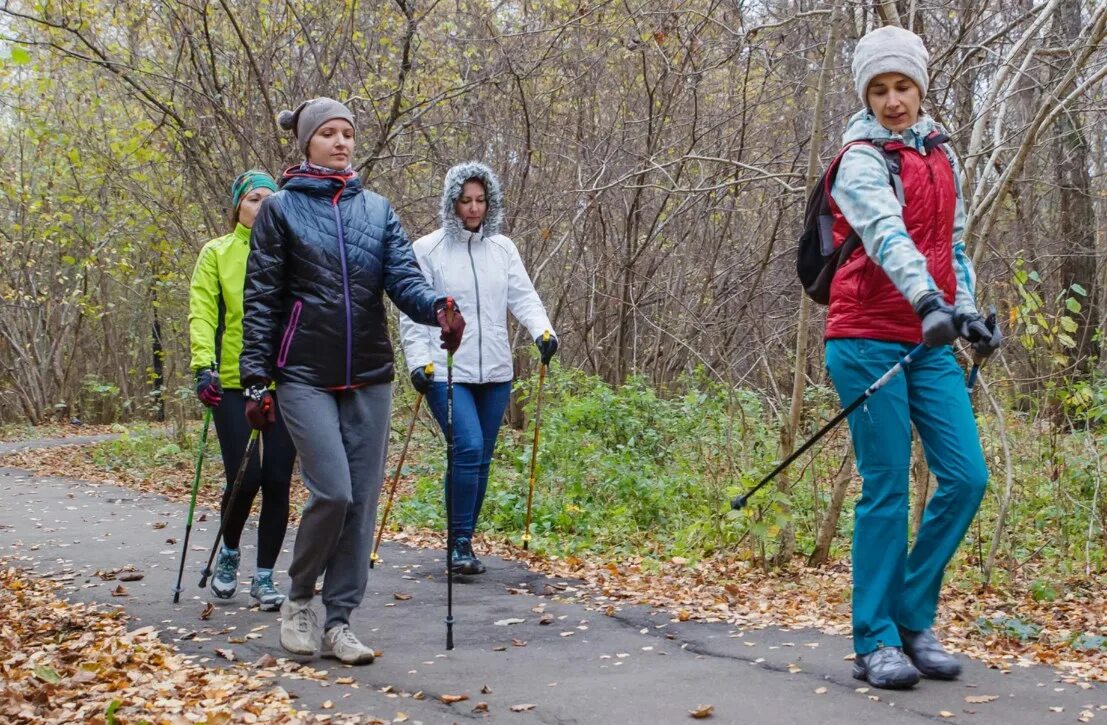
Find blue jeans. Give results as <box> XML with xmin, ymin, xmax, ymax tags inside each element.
<box><xmin>826</xmin><ymin>339</ymin><xmax>988</xmax><ymax>656</ymax></box>
<box><xmin>426</xmin><ymin>381</ymin><xmax>513</xmax><ymax>537</ymax></box>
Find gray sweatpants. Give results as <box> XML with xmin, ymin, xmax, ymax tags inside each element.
<box><xmin>278</xmin><ymin>382</ymin><xmax>392</xmax><ymax>630</ymax></box>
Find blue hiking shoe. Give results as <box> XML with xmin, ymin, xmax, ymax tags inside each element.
<box><xmin>250</xmin><ymin>572</ymin><xmax>286</xmax><ymax>611</ymax></box>
<box><xmin>210</xmin><ymin>547</ymin><xmax>240</xmax><ymax>599</ymax></box>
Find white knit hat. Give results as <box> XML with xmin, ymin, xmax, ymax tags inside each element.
<box><xmin>852</xmin><ymin>26</ymin><xmax>930</xmax><ymax>104</ymax></box>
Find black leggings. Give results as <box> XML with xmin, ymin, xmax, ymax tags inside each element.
<box><xmin>211</xmin><ymin>389</ymin><xmax>296</xmax><ymax>569</ymax></box>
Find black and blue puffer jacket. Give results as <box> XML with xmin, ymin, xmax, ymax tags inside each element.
<box><xmin>241</xmin><ymin>168</ymin><xmax>441</xmax><ymax>389</ymax></box>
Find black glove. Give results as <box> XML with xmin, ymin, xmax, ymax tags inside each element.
<box><xmin>410</xmin><ymin>364</ymin><xmax>434</xmax><ymax>394</ymax></box>
<box><xmin>195</xmin><ymin>367</ymin><xmax>222</xmax><ymax>408</ymax></box>
<box><xmin>969</xmin><ymin>309</ymin><xmax>1005</xmax><ymax>358</ymax></box>
<box><xmin>244</xmin><ymin>384</ymin><xmax>275</xmax><ymax>431</ymax></box>
<box><xmin>914</xmin><ymin>291</ymin><xmax>957</xmax><ymax>347</ymax></box>
<box><xmin>535</xmin><ymin>332</ymin><xmax>558</xmax><ymax>365</ymax></box>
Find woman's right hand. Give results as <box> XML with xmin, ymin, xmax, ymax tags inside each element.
<box><xmin>435</xmin><ymin>297</ymin><xmax>466</xmax><ymax>353</ymax></box>
<box><xmin>195</xmin><ymin>368</ymin><xmax>223</xmax><ymax>408</ymax></box>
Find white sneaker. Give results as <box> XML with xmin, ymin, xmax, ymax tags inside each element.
<box><xmin>279</xmin><ymin>598</ymin><xmax>319</xmax><ymax>655</ymax></box>
<box><xmin>322</xmin><ymin>625</ymin><xmax>375</xmax><ymax>665</ymax></box>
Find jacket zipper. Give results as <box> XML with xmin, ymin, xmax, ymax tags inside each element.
<box><xmin>333</xmin><ymin>199</ymin><xmax>353</xmax><ymax>388</ymax></box>
<box><xmin>466</xmin><ymin>237</ymin><xmax>484</xmax><ymax>383</ymax></box>
<box><xmin>277</xmin><ymin>299</ymin><xmax>303</xmax><ymax>369</ymax></box>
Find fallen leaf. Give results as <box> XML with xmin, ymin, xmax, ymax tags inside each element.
<box><xmin>393</xmin><ymin>592</ymin><xmax>412</xmax><ymax>601</ymax></box>
<box><xmin>254</xmin><ymin>654</ymin><xmax>278</xmax><ymax>668</ymax></box>
<box><xmin>335</xmin><ymin>677</ymin><xmax>354</xmax><ymax>685</ymax></box>
<box><xmin>393</xmin><ymin>713</ymin><xmax>409</xmax><ymax>723</ymax></box>
<box><xmin>118</xmin><ymin>572</ymin><xmax>144</xmax><ymax>582</ymax></box>
<box><xmin>965</xmin><ymin>695</ymin><xmax>999</xmax><ymax>704</ymax></box>
<box><xmin>481</xmin><ymin>685</ymin><xmax>492</xmax><ymax>694</ymax></box>
<box><xmin>787</xmin><ymin>664</ymin><xmax>802</xmax><ymax>674</ymax></box>
<box><xmin>512</xmin><ymin>638</ymin><xmax>527</xmax><ymax>647</ymax></box>
<box><xmin>510</xmin><ymin>704</ymin><xmax>536</xmax><ymax>712</ymax></box>
<box><xmin>440</xmin><ymin>693</ymin><xmax>469</xmax><ymax>704</ymax></box>
<box><xmin>200</xmin><ymin>602</ymin><xmax>215</xmax><ymax>620</ymax></box>
<box><xmin>214</xmin><ymin>647</ymin><xmax>235</xmax><ymax>661</ymax></box>
<box><xmin>494</xmin><ymin>618</ymin><xmax>525</xmax><ymax>626</ymax></box>
<box><xmin>689</xmin><ymin>704</ymin><xmax>714</xmax><ymax>719</ymax></box>
<box><xmin>472</xmin><ymin>702</ymin><xmax>489</xmax><ymax>713</ymax></box>
<box><xmin>939</xmin><ymin>711</ymin><xmax>955</xmax><ymax>718</ymax></box>
<box><xmin>111</xmin><ymin>584</ymin><xmax>128</xmax><ymax>597</ymax></box>
<box><xmin>814</xmin><ymin>687</ymin><xmax>827</xmax><ymax>694</ymax></box>
<box><xmin>677</xmin><ymin>609</ymin><xmax>691</xmax><ymax>622</ymax></box>
<box><xmin>1050</xmin><ymin>707</ymin><xmax>1064</xmax><ymax>713</ymax></box>
<box><xmin>539</xmin><ymin>613</ymin><xmax>555</xmax><ymax>625</ymax></box>
<box><xmin>322</xmin><ymin>700</ymin><xmax>333</xmax><ymax>709</ymax></box>
<box><xmin>33</xmin><ymin>665</ymin><xmax>62</xmax><ymax>683</ymax></box>
<box><xmin>152</xmin><ymin>521</ymin><xmax>167</xmax><ymax>529</ymax></box>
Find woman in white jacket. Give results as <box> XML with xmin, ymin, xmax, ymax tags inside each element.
<box><xmin>400</xmin><ymin>161</ymin><xmax>557</xmax><ymax>574</ymax></box>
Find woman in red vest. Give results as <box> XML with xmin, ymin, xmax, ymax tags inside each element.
<box><xmin>825</xmin><ymin>26</ymin><xmax>1001</xmax><ymax>690</ymax></box>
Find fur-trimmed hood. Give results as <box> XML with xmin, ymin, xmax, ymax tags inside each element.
<box><xmin>439</xmin><ymin>161</ymin><xmax>504</xmax><ymax>240</ymax></box>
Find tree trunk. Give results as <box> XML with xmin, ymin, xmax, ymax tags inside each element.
<box><xmin>1054</xmin><ymin>0</ymin><xmax>1099</xmax><ymax>375</ymax></box>
<box><xmin>771</xmin><ymin>3</ymin><xmax>844</xmax><ymax>566</ymax></box>
<box><xmin>809</xmin><ymin>451</ymin><xmax>855</xmax><ymax>566</ymax></box>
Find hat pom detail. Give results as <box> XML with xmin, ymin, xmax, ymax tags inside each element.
<box><xmin>277</xmin><ymin>110</ymin><xmax>296</xmax><ymax>130</ymax></box>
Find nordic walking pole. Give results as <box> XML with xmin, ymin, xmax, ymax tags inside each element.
<box><xmin>444</xmin><ymin>301</ymin><xmax>457</xmax><ymax>651</ymax></box>
<box><xmin>371</xmin><ymin>363</ymin><xmax>433</xmax><ymax>569</ymax></box>
<box><xmin>731</xmin><ymin>343</ymin><xmax>929</xmax><ymax>511</ymax></box>
<box><xmin>199</xmin><ymin>428</ymin><xmax>260</xmax><ymax>589</ymax></box>
<box><xmin>522</xmin><ymin>330</ymin><xmax>551</xmax><ymax>550</ymax></box>
<box><xmin>173</xmin><ymin>407</ymin><xmax>213</xmax><ymax>603</ymax></box>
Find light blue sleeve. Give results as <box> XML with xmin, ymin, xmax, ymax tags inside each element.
<box><xmin>830</xmin><ymin>145</ymin><xmax>937</xmax><ymax>307</ymax></box>
<box><xmin>946</xmin><ymin>148</ymin><xmax>979</xmax><ymax>315</ymax></box>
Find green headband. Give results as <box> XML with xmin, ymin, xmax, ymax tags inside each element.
<box><xmin>231</xmin><ymin>170</ymin><xmax>277</xmax><ymax>210</ymax></box>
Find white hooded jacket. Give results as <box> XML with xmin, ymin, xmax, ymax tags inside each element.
<box><xmin>398</xmin><ymin>162</ymin><xmax>554</xmax><ymax>384</ymax></box>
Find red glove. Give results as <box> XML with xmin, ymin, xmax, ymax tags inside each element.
<box><xmin>244</xmin><ymin>385</ymin><xmax>276</xmax><ymax>431</ymax></box>
<box><xmin>435</xmin><ymin>297</ymin><xmax>465</xmax><ymax>354</ymax></box>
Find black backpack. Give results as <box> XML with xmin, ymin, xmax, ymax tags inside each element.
<box><xmin>796</xmin><ymin>141</ymin><xmax>905</xmax><ymax>305</ymax></box>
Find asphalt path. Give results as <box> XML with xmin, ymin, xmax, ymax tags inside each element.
<box><xmin>2</xmin><ymin>438</ymin><xmax>1103</xmax><ymax>723</ymax></box>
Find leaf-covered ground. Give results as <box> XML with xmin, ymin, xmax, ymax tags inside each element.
<box><xmin>3</xmin><ymin>435</ymin><xmax>1107</xmax><ymax>688</ymax></box>
<box><xmin>0</xmin><ymin>561</ymin><xmax>364</xmax><ymax>724</ymax></box>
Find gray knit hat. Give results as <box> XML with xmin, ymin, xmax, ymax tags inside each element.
<box><xmin>852</xmin><ymin>26</ymin><xmax>930</xmax><ymax>105</ymax></box>
<box><xmin>276</xmin><ymin>97</ymin><xmax>356</xmax><ymax>155</ymax></box>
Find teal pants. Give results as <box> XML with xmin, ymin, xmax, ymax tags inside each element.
<box><xmin>826</xmin><ymin>339</ymin><xmax>988</xmax><ymax>656</ymax></box>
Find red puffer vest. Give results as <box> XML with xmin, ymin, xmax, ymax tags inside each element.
<box><xmin>824</xmin><ymin>135</ymin><xmax>957</xmax><ymax>343</ymax></box>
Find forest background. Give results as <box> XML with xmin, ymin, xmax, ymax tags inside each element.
<box><xmin>2</xmin><ymin>0</ymin><xmax>1107</xmax><ymax>614</ymax></box>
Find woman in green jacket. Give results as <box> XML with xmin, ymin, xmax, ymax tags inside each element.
<box><xmin>188</xmin><ymin>170</ymin><xmax>296</xmax><ymax>610</ymax></box>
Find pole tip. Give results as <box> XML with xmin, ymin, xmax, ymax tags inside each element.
<box><xmin>730</xmin><ymin>494</ymin><xmax>748</xmax><ymax>511</ymax></box>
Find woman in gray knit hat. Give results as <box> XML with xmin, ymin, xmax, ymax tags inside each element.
<box><xmin>399</xmin><ymin>162</ymin><xmax>557</xmax><ymax>575</ymax></box>
<box><xmin>821</xmin><ymin>27</ymin><xmax>1001</xmax><ymax>689</ymax></box>
<box><xmin>240</xmin><ymin>97</ymin><xmax>467</xmax><ymax>664</ymax></box>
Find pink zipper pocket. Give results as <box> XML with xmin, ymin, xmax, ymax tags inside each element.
<box><xmin>276</xmin><ymin>299</ymin><xmax>303</xmax><ymax>369</ymax></box>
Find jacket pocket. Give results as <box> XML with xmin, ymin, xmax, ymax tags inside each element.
<box><xmin>276</xmin><ymin>299</ymin><xmax>303</xmax><ymax>369</ymax></box>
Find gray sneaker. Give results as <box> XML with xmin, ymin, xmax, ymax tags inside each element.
<box><xmin>322</xmin><ymin>625</ymin><xmax>375</xmax><ymax>665</ymax></box>
<box><xmin>900</xmin><ymin>628</ymin><xmax>962</xmax><ymax>680</ymax></box>
<box><xmin>249</xmin><ymin>572</ymin><xmax>286</xmax><ymax>612</ymax></box>
<box><xmin>279</xmin><ymin>598</ymin><xmax>319</xmax><ymax>656</ymax></box>
<box><xmin>852</xmin><ymin>646</ymin><xmax>920</xmax><ymax>689</ymax></box>
<box><xmin>210</xmin><ymin>547</ymin><xmax>240</xmax><ymax>599</ymax></box>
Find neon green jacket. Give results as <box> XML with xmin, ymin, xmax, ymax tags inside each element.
<box><xmin>189</xmin><ymin>223</ymin><xmax>251</xmax><ymax>389</ymax></box>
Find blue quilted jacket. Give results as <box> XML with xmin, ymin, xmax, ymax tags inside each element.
<box><xmin>240</xmin><ymin>169</ymin><xmax>441</xmax><ymax>389</ymax></box>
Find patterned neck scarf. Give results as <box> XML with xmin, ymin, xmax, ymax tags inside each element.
<box><xmin>299</xmin><ymin>160</ymin><xmax>355</xmax><ymax>177</ymax></box>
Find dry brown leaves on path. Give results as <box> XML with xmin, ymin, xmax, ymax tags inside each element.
<box><xmin>0</xmin><ymin>562</ymin><xmax>317</xmax><ymax>724</ymax></box>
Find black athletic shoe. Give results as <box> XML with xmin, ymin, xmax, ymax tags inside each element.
<box><xmin>900</xmin><ymin>628</ymin><xmax>962</xmax><ymax>680</ymax></box>
<box><xmin>852</xmin><ymin>646</ymin><xmax>920</xmax><ymax>689</ymax></box>
<box><xmin>449</xmin><ymin>536</ymin><xmax>486</xmax><ymax>575</ymax></box>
